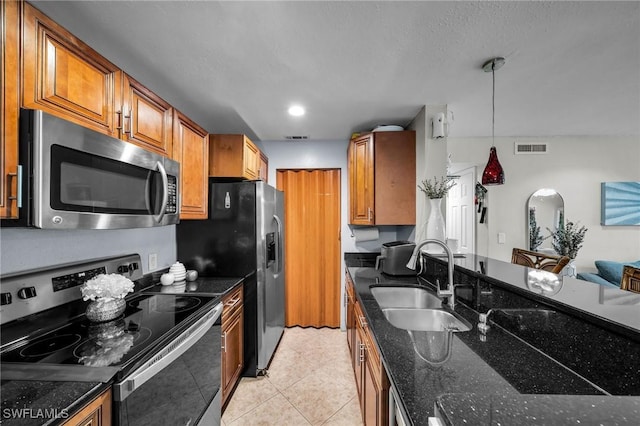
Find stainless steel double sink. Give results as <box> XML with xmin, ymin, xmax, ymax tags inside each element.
<box><xmin>370</xmin><ymin>286</ymin><xmax>472</xmax><ymax>332</ymax></box>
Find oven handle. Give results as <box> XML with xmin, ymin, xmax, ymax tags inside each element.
<box><xmin>113</xmin><ymin>302</ymin><xmax>223</xmax><ymax>402</ymax></box>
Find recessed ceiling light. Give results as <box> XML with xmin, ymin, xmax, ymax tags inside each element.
<box><xmin>288</xmin><ymin>105</ymin><xmax>305</xmax><ymax>117</ymax></box>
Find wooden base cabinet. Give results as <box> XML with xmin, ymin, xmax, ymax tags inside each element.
<box><xmin>348</xmin><ymin>272</ymin><xmax>389</xmax><ymax>426</ymax></box>
<box><xmin>221</xmin><ymin>285</ymin><xmax>244</xmax><ymax>408</ymax></box>
<box><xmin>62</xmin><ymin>388</ymin><xmax>111</xmax><ymax>426</ymax></box>
<box><xmin>348</xmin><ymin>131</ymin><xmax>416</xmax><ymax>225</ymax></box>
<box><xmin>346</xmin><ymin>272</ymin><xmax>356</xmax><ymax>363</ymax></box>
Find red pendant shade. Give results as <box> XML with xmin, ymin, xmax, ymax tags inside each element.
<box><xmin>481</xmin><ymin>146</ymin><xmax>505</xmax><ymax>185</ymax></box>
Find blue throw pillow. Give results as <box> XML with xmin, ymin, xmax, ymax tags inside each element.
<box><xmin>595</xmin><ymin>260</ymin><xmax>640</xmax><ymax>285</ymax></box>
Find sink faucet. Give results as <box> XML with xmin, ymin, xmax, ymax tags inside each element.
<box><xmin>406</xmin><ymin>239</ymin><xmax>456</xmax><ymax>309</ymax></box>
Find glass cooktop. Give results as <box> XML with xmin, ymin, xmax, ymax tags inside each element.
<box><xmin>1</xmin><ymin>293</ymin><xmax>216</xmax><ymax>369</ymax></box>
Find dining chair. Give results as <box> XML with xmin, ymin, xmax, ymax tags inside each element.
<box><xmin>620</xmin><ymin>265</ymin><xmax>640</xmax><ymax>293</ymax></box>
<box><xmin>511</xmin><ymin>248</ymin><xmax>570</xmax><ymax>274</ymax></box>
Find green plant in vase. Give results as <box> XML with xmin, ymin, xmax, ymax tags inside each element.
<box><xmin>548</xmin><ymin>220</ymin><xmax>588</xmax><ymax>260</ymax></box>
<box><xmin>418</xmin><ymin>176</ymin><xmax>456</xmax><ymax>199</ymax></box>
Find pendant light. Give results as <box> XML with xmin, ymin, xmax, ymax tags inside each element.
<box><xmin>481</xmin><ymin>57</ymin><xmax>506</xmax><ymax>186</ymax></box>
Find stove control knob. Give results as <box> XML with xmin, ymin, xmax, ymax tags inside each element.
<box><xmin>1</xmin><ymin>292</ymin><xmax>12</xmax><ymax>305</ymax></box>
<box><xmin>17</xmin><ymin>287</ymin><xmax>37</xmax><ymax>300</ymax></box>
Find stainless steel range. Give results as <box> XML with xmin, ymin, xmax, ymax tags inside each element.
<box><xmin>1</xmin><ymin>254</ymin><xmax>223</xmax><ymax>426</ymax></box>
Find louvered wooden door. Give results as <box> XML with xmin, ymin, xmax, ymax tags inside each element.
<box><xmin>277</xmin><ymin>169</ymin><xmax>341</xmax><ymax>327</ymax></box>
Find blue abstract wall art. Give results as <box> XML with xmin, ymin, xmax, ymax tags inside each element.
<box><xmin>601</xmin><ymin>182</ymin><xmax>640</xmax><ymax>226</ymax></box>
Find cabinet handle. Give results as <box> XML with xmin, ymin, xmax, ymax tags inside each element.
<box><xmin>359</xmin><ymin>343</ymin><xmax>366</xmax><ymax>365</ymax></box>
<box><xmin>7</xmin><ymin>165</ymin><xmax>22</xmax><ymax>208</ymax></box>
<box><xmin>124</xmin><ymin>109</ymin><xmax>132</xmax><ymax>136</ymax></box>
<box><xmin>129</xmin><ymin>108</ymin><xmax>135</xmax><ymax>137</ymax></box>
<box><xmin>116</xmin><ymin>110</ymin><xmax>123</xmax><ymax>137</ymax></box>
<box><xmin>368</xmin><ymin>207</ymin><xmax>373</xmax><ymax>221</ymax></box>
<box><xmin>359</xmin><ymin>315</ymin><xmax>367</xmax><ymax>328</ymax></box>
<box><xmin>225</xmin><ymin>297</ymin><xmax>240</xmax><ymax>308</ymax></box>
<box><xmin>222</xmin><ymin>332</ymin><xmax>227</xmax><ymax>352</ymax></box>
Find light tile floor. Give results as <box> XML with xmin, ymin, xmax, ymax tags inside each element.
<box><xmin>222</xmin><ymin>327</ymin><xmax>363</xmax><ymax>425</ymax></box>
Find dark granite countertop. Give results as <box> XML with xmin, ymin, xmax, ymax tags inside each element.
<box><xmin>443</xmin><ymin>253</ymin><xmax>640</xmax><ymax>336</ymax></box>
<box><xmin>0</xmin><ymin>276</ymin><xmax>244</xmax><ymax>426</ymax></box>
<box><xmin>140</xmin><ymin>276</ymin><xmax>245</xmax><ymax>295</ymax></box>
<box><xmin>436</xmin><ymin>393</ymin><xmax>640</xmax><ymax>425</ymax></box>
<box><xmin>0</xmin><ymin>381</ymin><xmax>108</xmax><ymax>426</ymax></box>
<box><xmin>347</xmin><ymin>261</ymin><xmax>640</xmax><ymax>426</ymax></box>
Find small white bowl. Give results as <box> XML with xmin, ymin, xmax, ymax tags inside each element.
<box><xmin>160</xmin><ymin>273</ymin><xmax>175</xmax><ymax>286</ymax></box>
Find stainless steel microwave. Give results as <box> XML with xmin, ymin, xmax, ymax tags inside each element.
<box><xmin>4</xmin><ymin>109</ymin><xmax>180</xmax><ymax>229</ymax></box>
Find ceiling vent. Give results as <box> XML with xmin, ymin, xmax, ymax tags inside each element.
<box><xmin>284</xmin><ymin>135</ymin><xmax>309</xmax><ymax>141</ymax></box>
<box><xmin>514</xmin><ymin>142</ymin><xmax>548</xmax><ymax>154</ymax></box>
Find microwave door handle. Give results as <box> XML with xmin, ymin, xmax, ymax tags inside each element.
<box><xmin>273</xmin><ymin>214</ymin><xmax>283</xmax><ymax>276</ymax></box>
<box><xmin>154</xmin><ymin>161</ymin><xmax>169</xmax><ymax>224</ymax></box>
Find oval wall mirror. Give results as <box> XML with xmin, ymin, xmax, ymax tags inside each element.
<box><xmin>527</xmin><ymin>189</ymin><xmax>564</xmax><ymax>253</ymax></box>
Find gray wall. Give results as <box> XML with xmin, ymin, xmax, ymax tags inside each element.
<box><xmin>1</xmin><ymin>226</ymin><xmax>176</xmax><ymax>275</ymax></box>
<box><xmin>448</xmin><ymin>135</ymin><xmax>640</xmax><ymax>270</ymax></box>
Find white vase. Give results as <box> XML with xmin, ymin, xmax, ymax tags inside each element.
<box><xmin>562</xmin><ymin>260</ymin><xmax>577</xmax><ymax>278</ymax></box>
<box><xmin>426</xmin><ymin>198</ymin><xmax>446</xmax><ymax>251</ymax></box>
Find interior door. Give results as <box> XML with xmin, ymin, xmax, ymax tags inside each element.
<box><xmin>446</xmin><ymin>167</ymin><xmax>476</xmax><ymax>254</ymax></box>
<box><xmin>276</xmin><ymin>169</ymin><xmax>341</xmax><ymax>327</ymax></box>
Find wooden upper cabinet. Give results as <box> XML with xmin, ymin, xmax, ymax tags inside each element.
<box><xmin>259</xmin><ymin>151</ymin><xmax>269</xmax><ymax>183</ymax></box>
<box><xmin>1</xmin><ymin>0</ymin><xmax>21</xmax><ymax>219</ymax></box>
<box><xmin>173</xmin><ymin>110</ymin><xmax>209</xmax><ymax>219</ymax></box>
<box><xmin>209</xmin><ymin>134</ymin><xmax>261</xmax><ymax>180</ymax></box>
<box><xmin>121</xmin><ymin>74</ymin><xmax>173</xmax><ymax>156</ymax></box>
<box><xmin>349</xmin><ymin>134</ymin><xmax>375</xmax><ymax>225</ymax></box>
<box><xmin>348</xmin><ymin>131</ymin><xmax>416</xmax><ymax>225</ymax></box>
<box><xmin>22</xmin><ymin>2</ymin><xmax>122</xmax><ymax>137</ymax></box>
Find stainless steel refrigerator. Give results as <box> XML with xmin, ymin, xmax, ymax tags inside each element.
<box><xmin>176</xmin><ymin>180</ymin><xmax>285</xmax><ymax>376</ymax></box>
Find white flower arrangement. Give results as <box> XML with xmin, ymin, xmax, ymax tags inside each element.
<box><xmin>418</xmin><ymin>176</ymin><xmax>457</xmax><ymax>199</ymax></box>
<box><xmin>81</xmin><ymin>273</ymin><xmax>134</xmax><ymax>301</ymax></box>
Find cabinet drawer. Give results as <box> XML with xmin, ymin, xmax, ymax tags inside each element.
<box><xmin>222</xmin><ymin>285</ymin><xmax>243</xmax><ymax>324</ymax></box>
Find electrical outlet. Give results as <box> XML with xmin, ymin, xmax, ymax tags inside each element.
<box><xmin>497</xmin><ymin>232</ymin><xmax>506</xmax><ymax>244</ymax></box>
<box><xmin>149</xmin><ymin>253</ymin><xmax>158</xmax><ymax>271</ymax></box>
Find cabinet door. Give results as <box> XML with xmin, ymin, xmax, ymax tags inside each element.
<box><xmin>349</xmin><ymin>134</ymin><xmax>374</xmax><ymax>225</ymax></box>
<box><xmin>354</xmin><ymin>323</ymin><xmax>366</xmax><ymax>418</ymax></box>
<box><xmin>122</xmin><ymin>74</ymin><xmax>173</xmax><ymax>156</ymax></box>
<box><xmin>259</xmin><ymin>151</ymin><xmax>269</xmax><ymax>182</ymax></box>
<box><xmin>1</xmin><ymin>0</ymin><xmax>20</xmax><ymax>219</ymax></box>
<box><xmin>221</xmin><ymin>310</ymin><xmax>244</xmax><ymax>405</ymax></box>
<box><xmin>373</xmin><ymin>131</ymin><xmax>416</xmax><ymax>225</ymax></box>
<box><xmin>209</xmin><ymin>134</ymin><xmax>258</xmax><ymax>180</ymax></box>
<box><xmin>22</xmin><ymin>3</ymin><xmax>121</xmax><ymax>137</ymax></box>
<box><xmin>346</xmin><ymin>274</ymin><xmax>356</xmax><ymax>359</ymax></box>
<box><xmin>243</xmin><ymin>137</ymin><xmax>260</xmax><ymax>180</ymax></box>
<box><xmin>363</xmin><ymin>340</ymin><xmax>388</xmax><ymax>426</ymax></box>
<box><xmin>173</xmin><ymin>110</ymin><xmax>209</xmax><ymax>219</ymax></box>
<box><xmin>363</xmin><ymin>352</ymin><xmax>377</xmax><ymax>426</ymax></box>
<box><xmin>62</xmin><ymin>388</ymin><xmax>111</xmax><ymax>426</ymax></box>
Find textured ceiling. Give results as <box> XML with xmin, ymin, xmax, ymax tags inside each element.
<box><xmin>31</xmin><ymin>1</ymin><xmax>640</xmax><ymax>141</ymax></box>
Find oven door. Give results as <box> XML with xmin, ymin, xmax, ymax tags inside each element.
<box><xmin>113</xmin><ymin>302</ymin><xmax>222</xmax><ymax>426</ymax></box>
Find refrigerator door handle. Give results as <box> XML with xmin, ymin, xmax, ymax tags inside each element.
<box><xmin>273</xmin><ymin>214</ymin><xmax>283</xmax><ymax>276</ymax></box>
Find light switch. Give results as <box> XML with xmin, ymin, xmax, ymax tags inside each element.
<box><xmin>498</xmin><ymin>232</ymin><xmax>506</xmax><ymax>244</ymax></box>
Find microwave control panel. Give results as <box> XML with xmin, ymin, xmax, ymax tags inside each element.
<box><xmin>166</xmin><ymin>175</ymin><xmax>178</xmax><ymax>214</ymax></box>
